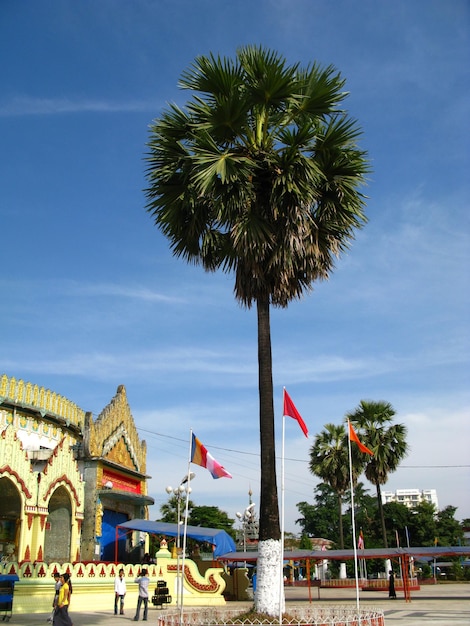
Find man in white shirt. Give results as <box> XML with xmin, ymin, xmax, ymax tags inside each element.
<box><xmin>114</xmin><ymin>568</ymin><xmax>126</xmax><ymax>615</ymax></box>
<box><xmin>133</xmin><ymin>568</ymin><xmax>150</xmax><ymax>621</ymax></box>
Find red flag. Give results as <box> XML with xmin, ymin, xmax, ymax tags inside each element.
<box><xmin>283</xmin><ymin>389</ymin><xmax>308</xmax><ymax>438</ymax></box>
<box><xmin>348</xmin><ymin>421</ymin><xmax>373</xmax><ymax>455</ymax></box>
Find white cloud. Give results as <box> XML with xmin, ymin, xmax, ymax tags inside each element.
<box><xmin>0</xmin><ymin>95</ymin><xmax>161</xmax><ymax>117</ymax></box>
<box><xmin>65</xmin><ymin>282</ymin><xmax>185</xmax><ymax>303</ymax></box>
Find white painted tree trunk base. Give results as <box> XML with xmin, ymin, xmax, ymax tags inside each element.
<box><xmin>254</xmin><ymin>538</ymin><xmax>285</xmax><ymax>617</ymax></box>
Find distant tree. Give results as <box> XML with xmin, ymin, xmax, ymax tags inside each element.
<box><xmin>343</xmin><ymin>482</ymin><xmax>378</xmax><ymax>548</ymax></box>
<box><xmin>346</xmin><ymin>400</ymin><xmax>408</xmax><ymax>547</ymax></box>
<box><xmin>345</xmin><ymin>482</ymin><xmax>377</xmax><ymax>530</ymax></box>
<box><xmin>145</xmin><ymin>45</ymin><xmax>369</xmax><ymax>616</ymax></box>
<box><xmin>297</xmin><ymin>483</ymin><xmax>340</xmax><ymax>545</ymax></box>
<box><xmin>309</xmin><ymin>423</ymin><xmax>364</xmax><ymax>548</ymax></box>
<box><xmin>189</xmin><ymin>505</ymin><xmax>235</xmax><ymax>539</ymax></box>
<box><xmin>298</xmin><ymin>533</ymin><xmax>312</xmax><ymax>550</ymax></box>
<box><xmin>406</xmin><ymin>500</ymin><xmax>437</xmax><ymax>547</ymax></box>
<box><xmin>450</xmin><ymin>560</ymin><xmax>465</xmax><ymax>581</ymax></box>
<box><xmin>436</xmin><ymin>506</ymin><xmax>464</xmax><ymax>546</ymax></box>
<box><xmin>344</xmin><ymin>481</ymin><xmax>373</xmax><ymax>510</ymax></box>
<box><xmin>381</xmin><ymin>502</ymin><xmax>412</xmax><ymax>547</ymax></box>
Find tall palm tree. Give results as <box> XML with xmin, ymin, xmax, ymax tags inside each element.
<box><xmin>346</xmin><ymin>400</ymin><xmax>408</xmax><ymax>548</ymax></box>
<box><xmin>145</xmin><ymin>46</ymin><xmax>369</xmax><ymax>615</ymax></box>
<box><xmin>309</xmin><ymin>423</ymin><xmax>365</xmax><ymax>548</ymax></box>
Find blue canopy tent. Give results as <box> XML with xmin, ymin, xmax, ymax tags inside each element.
<box><xmin>115</xmin><ymin>519</ymin><xmax>236</xmax><ymax>560</ymax></box>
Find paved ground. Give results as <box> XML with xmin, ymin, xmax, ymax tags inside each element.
<box><xmin>8</xmin><ymin>583</ymin><xmax>470</xmax><ymax>625</ymax></box>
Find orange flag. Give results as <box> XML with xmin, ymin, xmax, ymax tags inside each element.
<box><xmin>348</xmin><ymin>421</ymin><xmax>373</xmax><ymax>455</ymax></box>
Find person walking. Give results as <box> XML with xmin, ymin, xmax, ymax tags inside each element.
<box><xmin>114</xmin><ymin>568</ymin><xmax>126</xmax><ymax>615</ymax></box>
<box><xmin>388</xmin><ymin>569</ymin><xmax>397</xmax><ymax>599</ymax></box>
<box><xmin>133</xmin><ymin>568</ymin><xmax>150</xmax><ymax>621</ymax></box>
<box><xmin>52</xmin><ymin>573</ymin><xmax>73</xmax><ymax>626</ymax></box>
<box><xmin>47</xmin><ymin>572</ymin><xmax>62</xmax><ymax>622</ymax></box>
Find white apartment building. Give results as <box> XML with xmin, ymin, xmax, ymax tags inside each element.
<box><xmin>381</xmin><ymin>488</ymin><xmax>439</xmax><ymax>511</ymax></box>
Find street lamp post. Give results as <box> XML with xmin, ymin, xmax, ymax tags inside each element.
<box><xmin>236</xmin><ymin>502</ymin><xmax>256</xmax><ymax>566</ymax></box>
<box><xmin>165</xmin><ymin>473</ymin><xmax>195</xmax><ymax>614</ymax></box>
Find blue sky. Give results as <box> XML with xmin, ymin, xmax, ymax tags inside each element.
<box><xmin>1</xmin><ymin>1</ymin><xmax>469</xmax><ymax>535</ymax></box>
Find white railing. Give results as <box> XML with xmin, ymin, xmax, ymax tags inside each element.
<box><xmin>157</xmin><ymin>607</ymin><xmax>385</xmax><ymax>626</ymax></box>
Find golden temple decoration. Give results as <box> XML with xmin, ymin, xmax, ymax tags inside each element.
<box><xmin>105</xmin><ymin>436</ymin><xmax>136</xmax><ymax>470</ymax></box>
<box><xmin>0</xmin><ymin>375</ymin><xmax>85</xmax><ymax>429</ymax></box>
<box><xmin>86</xmin><ymin>385</ymin><xmax>146</xmax><ymax>474</ymax></box>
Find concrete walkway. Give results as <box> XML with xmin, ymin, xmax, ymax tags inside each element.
<box><xmin>10</xmin><ymin>583</ymin><xmax>470</xmax><ymax>625</ymax></box>
<box><xmin>284</xmin><ymin>582</ymin><xmax>470</xmax><ymax>625</ymax></box>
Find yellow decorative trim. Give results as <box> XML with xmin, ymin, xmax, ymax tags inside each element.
<box><xmin>0</xmin><ymin>375</ymin><xmax>85</xmax><ymax>429</ymax></box>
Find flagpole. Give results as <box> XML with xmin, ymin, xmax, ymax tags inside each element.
<box><xmin>279</xmin><ymin>387</ymin><xmax>307</xmax><ymax>622</ymax></box>
<box><xmin>179</xmin><ymin>429</ymin><xmax>193</xmax><ymax>626</ymax></box>
<box><xmin>347</xmin><ymin>419</ymin><xmax>360</xmax><ymax>614</ymax></box>
<box><xmin>279</xmin><ymin>396</ymin><xmax>286</xmax><ymax>626</ymax></box>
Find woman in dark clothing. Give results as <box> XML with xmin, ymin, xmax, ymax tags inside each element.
<box><xmin>388</xmin><ymin>569</ymin><xmax>397</xmax><ymax>598</ymax></box>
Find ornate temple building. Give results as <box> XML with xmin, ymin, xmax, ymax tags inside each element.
<box><xmin>0</xmin><ymin>374</ymin><xmax>154</xmax><ymax>564</ymax></box>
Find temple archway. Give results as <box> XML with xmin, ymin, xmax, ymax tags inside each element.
<box><xmin>43</xmin><ymin>486</ymin><xmax>72</xmax><ymax>563</ymax></box>
<box><xmin>0</xmin><ymin>477</ymin><xmax>21</xmax><ymax>561</ymax></box>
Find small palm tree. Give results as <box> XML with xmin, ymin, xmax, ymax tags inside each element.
<box><xmin>159</xmin><ymin>495</ymin><xmax>194</xmax><ymax>524</ymax></box>
<box><xmin>310</xmin><ymin>423</ymin><xmax>364</xmax><ymax>548</ymax></box>
<box><xmin>145</xmin><ymin>46</ymin><xmax>369</xmax><ymax>615</ymax></box>
<box><xmin>346</xmin><ymin>400</ymin><xmax>408</xmax><ymax>547</ymax></box>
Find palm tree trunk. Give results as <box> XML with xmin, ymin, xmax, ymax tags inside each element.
<box><xmin>376</xmin><ymin>483</ymin><xmax>388</xmax><ymax>548</ymax></box>
<box><xmin>257</xmin><ymin>296</ymin><xmax>280</xmax><ymax>541</ymax></box>
<box><xmin>255</xmin><ymin>296</ymin><xmax>283</xmax><ymax>616</ymax></box>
